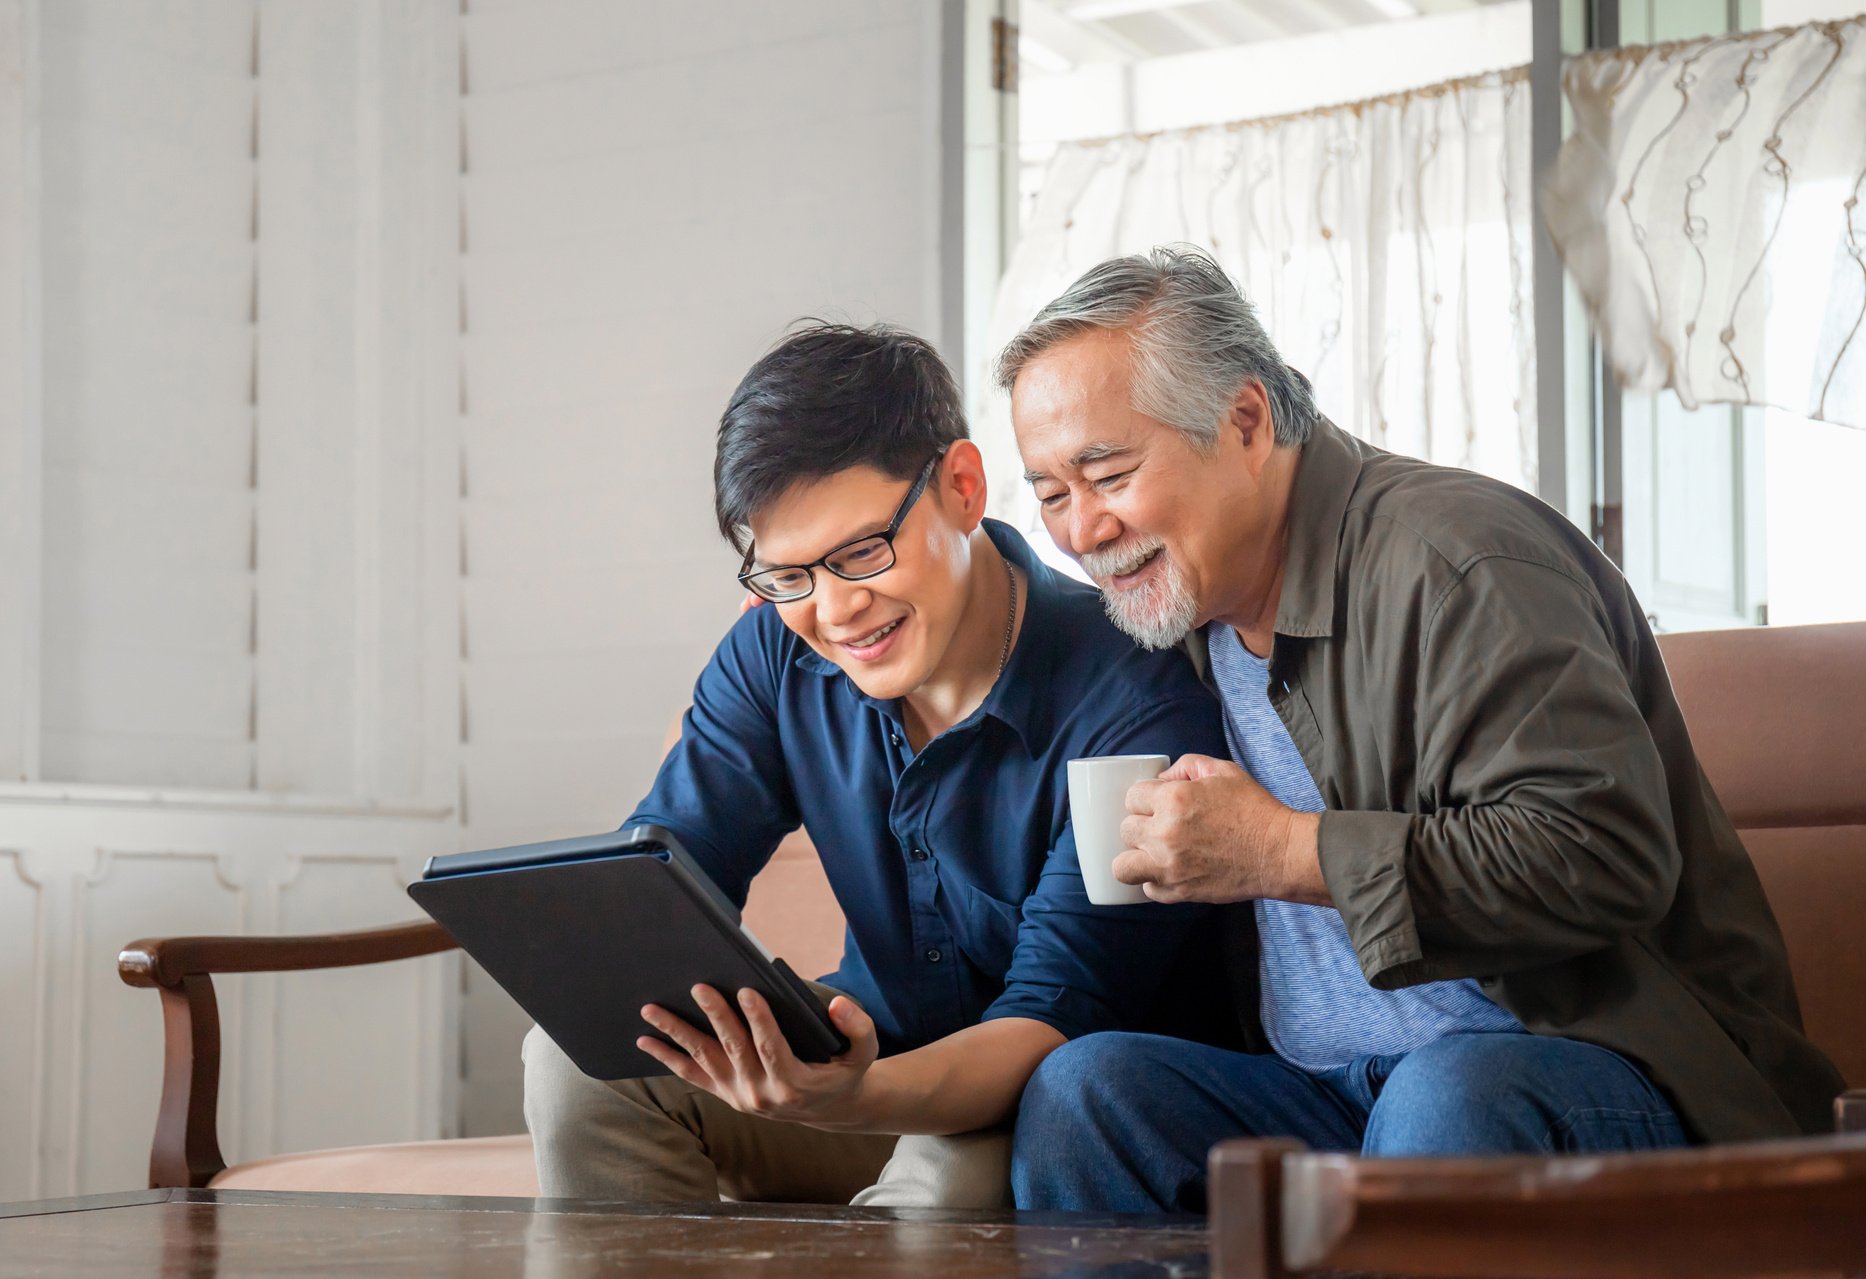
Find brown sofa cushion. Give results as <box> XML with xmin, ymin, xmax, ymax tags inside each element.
<box><xmin>1659</xmin><ymin>622</ymin><xmax>1866</xmax><ymax>829</ymax></box>
<box><xmin>742</xmin><ymin>829</ymin><xmax>846</xmax><ymax>983</ymax></box>
<box><xmin>1659</xmin><ymin>621</ymin><xmax>1866</xmax><ymax>1088</ymax></box>
<box><xmin>1734</xmin><ymin>825</ymin><xmax>1866</xmax><ymax>1089</ymax></box>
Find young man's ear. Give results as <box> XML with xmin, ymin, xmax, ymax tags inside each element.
<box><xmin>937</xmin><ymin>441</ymin><xmax>990</xmax><ymax>528</ymax></box>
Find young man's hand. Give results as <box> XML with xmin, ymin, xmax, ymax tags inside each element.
<box><xmin>637</xmin><ymin>985</ymin><xmax>879</xmax><ymax>1129</ymax></box>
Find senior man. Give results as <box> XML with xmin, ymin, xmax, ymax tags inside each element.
<box><xmin>997</xmin><ymin>245</ymin><xmax>1844</xmax><ymax>1214</ymax></box>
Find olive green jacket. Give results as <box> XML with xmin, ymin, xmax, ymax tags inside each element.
<box><xmin>1190</xmin><ymin>416</ymin><xmax>1843</xmax><ymax>1142</ymax></box>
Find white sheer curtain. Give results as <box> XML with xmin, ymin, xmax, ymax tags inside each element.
<box><xmin>974</xmin><ymin>68</ymin><xmax>1537</xmax><ymax>533</ymax></box>
<box><xmin>1545</xmin><ymin>16</ymin><xmax>1866</xmax><ymax>430</ymax></box>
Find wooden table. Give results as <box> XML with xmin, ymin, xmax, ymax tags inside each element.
<box><xmin>0</xmin><ymin>1189</ymin><xmax>1213</xmax><ymax>1278</ymax></box>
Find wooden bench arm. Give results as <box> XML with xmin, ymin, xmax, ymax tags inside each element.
<box><xmin>119</xmin><ymin>919</ymin><xmax>458</xmax><ymax>989</ymax></box>
<box><xmin>116</xmin><ymin>920</ymin><xmax>459</xmax><ymax>1189</ymax></box>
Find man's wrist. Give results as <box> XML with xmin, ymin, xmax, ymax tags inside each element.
<box><xmin>1281</xmin><ymin>810</ymin><xmax>1328</xmax><ymax>905</ymax></box>
<box><xmin>806</xmin><ymin>1070</ymin><xmax>884</xmax><ymax>1133</ymax></box>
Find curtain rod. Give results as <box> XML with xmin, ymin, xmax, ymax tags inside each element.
<box><xmin>1056</xmin><ymin>62</ymin><xmax>1530</xmax><ymax>152</ymax></box>
<box><xmin>1569</xmin><ymin>11</ymin><xmax>1861</xmax><ymax>68</ymax></box>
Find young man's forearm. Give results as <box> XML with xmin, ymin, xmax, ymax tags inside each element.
<box><xmin>822</xmin><ymin>1017</ymin><xmax>1066</xmax><ymax>1136</ymax></box>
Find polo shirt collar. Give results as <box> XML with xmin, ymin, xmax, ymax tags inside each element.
<box><xmin>1274</xmin><ymin>414</ymin><xmax>1365</xmax><ymax>641</ymax></box>
<box><xmin>792</xmin><ymin>518</ymin><xmax>1057</xmax><ymax>755</ymax></box>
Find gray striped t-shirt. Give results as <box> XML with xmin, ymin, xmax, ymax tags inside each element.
<box><xmin>1206</xmin><ymin>622</ymin><xmax>1523</xmax><ymax>1071</ymax></box>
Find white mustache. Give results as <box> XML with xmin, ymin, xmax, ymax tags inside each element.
<box><xmin>1081</xmin><ymin>537</ymin><xmax>1165</xmax><ymax>582</ymax></box>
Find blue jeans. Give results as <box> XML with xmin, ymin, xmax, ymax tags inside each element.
<box><xmin>1012</xmin><ymin>1032</ymin><xmax>1688</xmax><ymax>1214</ymax></box>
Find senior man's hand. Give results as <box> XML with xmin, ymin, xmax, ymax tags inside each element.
<box><xmin>1113</xmin><ymin>753</ymin><xmax>1329</xmax><ymax>906</ymax></box>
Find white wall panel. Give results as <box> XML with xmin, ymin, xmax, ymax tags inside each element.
<box><xmin>41</xmin><ymin>648</ymin><xmax>251</xmax><ymax>742</ymax></box>
<box><xmin>0</xmin><ymin>848</ymin><xmax>49</xmax><ymax>1202</ymax></box>
<box><xmin>459</xmin><ymin>575</ymin><xmax>635</xmax><ymax>657</ymax></box>
<box><xmin>44</xmin><ymin>398</ymin><xmax>250</xmax><ymax>487</ymax></box>
<box><xmin>38</xmin><ymin>735</ymin><xmax>255</xmax><ymax>795</ymax></box>
<box><xmin>0</xmin><ymin>0</ymin><xmax>36</xmax><ymax>783</ymax></box>
<box><xmin>462</xmin><ymin>110</ymin><xmax>930</xmax><ymax>255</ymax></box>
<box><xmin>462</xmin><ymin>215</ymin><xmax>929</xmax><ymax>337</ymax></box>
<box><xmin>40</xmin><ymin>0</ymin><xmax>256</xmax><ymax>74</ymax></box>
<box><xmin>248</xmin><ymin>0</ymin><xmax>462</xmax><ymax>804</ymax></box>
<box><xmin>44</xmin><ymin>308</ymin><xmax>252</xmax><ymax>408</ymax></box>
<box><xmin>37</xmin><ymin>0</ymin><xmax>257</xmax><ymax>789</ymax></box>
<box><xmin>460</xmin><ymin>736</ymin><xmax>658</xmax><ymax>837</ymax></box>
<box><xmin>466</xmin><ymin>647</ymin><xmax>707</xmax><ymax>744</ymax></box>
<box><xmin>41</xmin><ymin>126</ymin><xmax>253</xmax><ymax>242</ymax></box>
<box><xmin>39</xmin><ymin>565</ymin><xmax>252</xmax><ymax>666</ymax></box>
<box><xmin>251</xmin><ymin>0</ymin><xmax>361</xmax><ymax>799</ymax></box>
<box><xmin>41</xmin><ymin>469</ymin><xmax>254</xmax><ymax>574</ymax></box>
<box><xmin>461</xmin><ymin>0</ymin><xmax>896</xmax><ymax>95</ymax></box>
<box><xmin>461</xmin><ymin>402</ymin><xmax>688</xmax><ymax>498</ymax></box>
<box><xmin>38</xmin><ymin>34</ymin><xmax>253</xmax><ymax>151</ymax></box>
<box><xmin>461</xmin><ymin>21</ymin><xmax>922</xmax><ymax>173</ymax></box>
<box><xmin>43</xmin><ymin>212</ymin><xmax>251</xmax><ymax>327</ymax></box>
<box><xmin>463</xmin><ymin>487</ymin><xmax>721</xmax><ymax>579</ymax></box>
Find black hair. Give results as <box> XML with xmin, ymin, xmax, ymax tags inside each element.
<box><xmin>714</xmin><ymin>322</ymin><xmax>969</xmax><ymax>552</ymax></box>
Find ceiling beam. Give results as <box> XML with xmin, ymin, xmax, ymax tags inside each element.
<box><xmin>1022</xmin><ymin>0</ymin><xmax>1157</xmax><ymax>62</ymax></box>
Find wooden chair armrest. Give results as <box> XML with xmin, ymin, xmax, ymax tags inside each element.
<box><xmin>116</xmin><ymin>920</ymin><xmax>459</xmax><ymax>1189</ymax></box>
<box><xmin>119</xmin><ymin>919</ymin><xmax>457</xmax><ymax>989</ymax></box>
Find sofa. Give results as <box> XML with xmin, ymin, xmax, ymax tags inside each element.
<box><xmin>118</xmin><ymin>620</ymin><xmax>1866</xmax><ymax>1196</ymax></box>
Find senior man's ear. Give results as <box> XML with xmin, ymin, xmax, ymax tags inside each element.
<box><xmin>1226</xmin><ymin>380</ymin><xmax>1277</xmax><ymax>469</ymax></box>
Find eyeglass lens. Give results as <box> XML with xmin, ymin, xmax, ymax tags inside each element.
<box><xmin>746</xmin><ymin>536</ymin><xmax>896</xmax><ymax>600</ymax></box>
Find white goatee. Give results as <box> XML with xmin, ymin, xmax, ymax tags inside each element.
<box><xmin>1080</xmin><ymin>536</ymin><xmax>1198</xmax><ymax>651</ymax></box>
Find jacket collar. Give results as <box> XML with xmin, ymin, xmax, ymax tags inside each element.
<box><xmin>1273</xmin><ymin>414</ymin><xmax>1365</xmax><ymax>641</ymax></box>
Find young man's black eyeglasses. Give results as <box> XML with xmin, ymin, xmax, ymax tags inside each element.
<box><xmin>735</xmin><ymin>452</ymin><xmax>943</xmax><ymax>603</ymax></box>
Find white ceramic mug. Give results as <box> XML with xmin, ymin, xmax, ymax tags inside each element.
<box><xmin>1067</xmin><ymin>754</ymin><xmax>1169</xmax><ymax>905</ymax></box>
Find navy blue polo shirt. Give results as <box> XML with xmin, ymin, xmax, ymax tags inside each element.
<box><xmin>629</xmin><ymin>519</ymin><xmax>1230</xmax><ymax>1058</ymax></box>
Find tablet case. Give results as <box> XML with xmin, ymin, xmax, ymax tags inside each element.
<box><xmin>408</xmin><ymin>825</ymin><xmax>848</xmax><ymax>1080</ymax></box>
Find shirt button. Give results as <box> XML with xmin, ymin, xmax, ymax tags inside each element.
<box><xmin>925</xmin><ymin>948</ymin><xmax>943</xmax><ymax>964</ymax></box>
<box><xmin>909</xmin><ymin>847</ymin><xmax>928</xmax><ymax>862</ymax></box>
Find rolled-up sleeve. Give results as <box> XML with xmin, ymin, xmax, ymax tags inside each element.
<box><xmin>982</xmin><ymin>694</ymin><xmax>1230</xmax><ymax>1040</ymax></box>
<box><xmin>1320</xmin><ymin>555</ymin><xmax>1680</xmax><ymax>989</ymax></box>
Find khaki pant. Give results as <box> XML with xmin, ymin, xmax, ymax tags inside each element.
<box><xmin>521</xmin><ymin>1022</ymin><xmax>1012</xmax><ymax>1208</ymax></box>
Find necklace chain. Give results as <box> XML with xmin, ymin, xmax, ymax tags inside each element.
<box><xmin>997</xmin><ymin>555</ymin><xmax>1018</xmax><ymax>675</ymax></box>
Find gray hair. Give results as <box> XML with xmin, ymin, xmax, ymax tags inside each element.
<box><xmin>994</xmin><ymin>245</ymin><xmax>1317</xmax><ymax>449</ymax></box>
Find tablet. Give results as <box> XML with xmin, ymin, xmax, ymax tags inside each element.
<box><xmin>408</xmin><ymin>824</ymin><xmax>849</xmax><ymax>1080</ymax></box>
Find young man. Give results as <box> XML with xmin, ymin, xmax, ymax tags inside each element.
<box><xmin>522</xmin><ymin>323</ymin><xmax>1229</xmax><ymax>1208</ymax></box>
